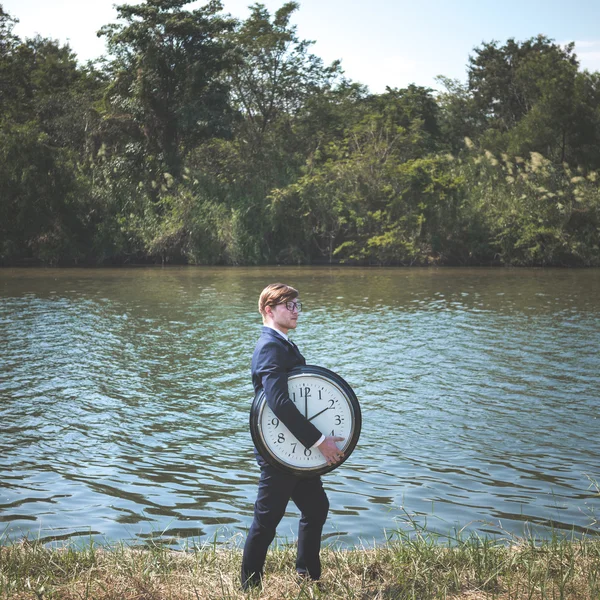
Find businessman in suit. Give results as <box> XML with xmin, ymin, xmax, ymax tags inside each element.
<box><xmin>241</xmin><ymin>283</ymin><xmax>344</xmax><ymax>590</ymax></box>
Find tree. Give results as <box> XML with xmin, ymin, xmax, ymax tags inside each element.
<box><xmin>187</xmin><ymin>1</ymin><xmax>346</xmax><ymax>264</ymax></box>
<box><xmin>468</xmin><ymin>36</ymin><xmax>577</xmax><ymax>129</ymax></box>
<box><xmin>366</xmin><ymin>85</ymin><xmax>443</xmax><ymax>153</ymax></box>
<box><xmin>0</xmin><ymin>5</ymin><xmax>21</xmax><ymax>120</ymax></box>
<box><xmin>435</xmin><ymin>76</ymin><xmax>483</xmax><ymax>153</ymax></box>
<box><xmin>467</xmin><ymin>36</ymin><xmax>588</xmax><ymax>164</ymax></box>
<box><xmin>566</xmin><ymin>70</ymin><xmax>600</xmax><ymax>170</ymax></box>
<box><xmin>0</xmin><ymin>8</ymin><xmax>102</xmax><ymax>264</ymax></box>
<box><xmin>228</xmin><ymin>1</ymin><xmax>343</xmax><ymax>130</ymax></box>
<box><xmin>98</xmin><ymin>0</ymin><xmax>235</xmax><ymax>180</ymax></box>
<box><xmin>269</xmin><ymin>88</ymin><xmax>461</xmax><ymax>265</ymax></box>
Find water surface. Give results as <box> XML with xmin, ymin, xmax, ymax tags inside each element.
<box><xmin>1</xmin><ymin>267</ymin><xmax>599</xmax><ymax>547</ymax></box>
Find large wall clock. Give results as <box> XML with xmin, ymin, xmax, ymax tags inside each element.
<box><xmin>250</xmin><ymin>365</ymin><xmax>361</xmax><ymax>477</ymax></box>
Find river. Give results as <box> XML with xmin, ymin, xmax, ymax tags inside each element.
<box><xmin>1</xmin><ymin>267</ymin><xmax>599</xmax><ymax>547</ymax></box>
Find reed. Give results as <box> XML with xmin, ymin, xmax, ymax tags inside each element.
<box><xmin>1</xmin><ymin>528</ymin><xmax>599</xmax><ymax>599</ymax></box>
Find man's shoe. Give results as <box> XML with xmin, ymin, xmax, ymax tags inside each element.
<box><xmin>296</xmin><ymin>572</ymin><xmax>323</xmax><ymax>590</ymax></box>
<box><xmin>241</xmin><ymin>574</ymin><xmax>262</xmax><ymax>592</ymax></box>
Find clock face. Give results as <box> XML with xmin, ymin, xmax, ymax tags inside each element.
<box><xmin>250</xmin><ymin>366</ymin><xmax>361</xmax><ymax>477</ymax></box>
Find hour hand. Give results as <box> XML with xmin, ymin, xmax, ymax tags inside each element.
<box><xmin>307</xmin><ymin>406</ymin><xmax>332</xmax><ymax>422</ymax></box>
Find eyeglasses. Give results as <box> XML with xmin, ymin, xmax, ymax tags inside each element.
<box><xmin>283</xmin><ymin>301</ymin><xmax>302</xmax><ymax>313</ymax></box>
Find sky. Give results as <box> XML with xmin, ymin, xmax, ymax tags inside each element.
<box><xmin>3</xmin><ymin>0</ymin><xmax>600</xmax><ymax>93</ymax></box>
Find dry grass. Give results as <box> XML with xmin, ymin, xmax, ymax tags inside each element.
<box><xmin>1</xmin><ymin>533</ymin><xmax>600</xmax><ymax>599</ymax></box>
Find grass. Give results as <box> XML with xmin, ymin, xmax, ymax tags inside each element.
<box><xmin>1</xmin><ymin>529</ymin><xmax>600</xmax><ymax>600</ymax></box>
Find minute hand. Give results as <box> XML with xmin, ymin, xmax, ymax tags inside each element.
<box><xmin>307</xmin><ymin>406</ymin><xmax>332</xmax><ymax>422</ymax></box>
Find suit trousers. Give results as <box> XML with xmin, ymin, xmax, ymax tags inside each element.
<box><xmin>241</xmin><ymin>455</ymin><xmax>329</xmax><ymax>587</ymax></box>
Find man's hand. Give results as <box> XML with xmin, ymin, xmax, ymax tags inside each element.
<box><xmin>318</xmin><ymin>436</ymin><xmax>345</xmax><ymax>465</ymax></box>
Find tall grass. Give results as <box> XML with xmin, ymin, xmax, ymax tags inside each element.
<box><xmin>454</xmin><ymin>144</ymin><xmax>600</xmax><ymax>266</ymax></box>
<box><xmin>1</xmin><ymin>527</ymin><xmax>599</xmax><ymax>599</ymax></box>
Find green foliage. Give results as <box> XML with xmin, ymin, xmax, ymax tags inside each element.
<box><xmin>0</xmin><ymin>25</ymin><xmax>106</xmax><ymax>265</ymax></box>
<box><xmin>269</xmin><ymin>90</ymin><xmax>464</xmax><ymax>265</ymax></box>
<box><xmin>0</xmin><ymin>121</ymin><xmax>91</xmax><ymax>264</ymax></box>
<box><xmin>452</xmin><ymin>144</ymin><xmax>600</xmax><ymax>265</ymax></box>
<box><xmin>98</xmin><ymin>0</ymin><xmax>235</xmax><ymax>179</ymax></box>
<box><xmin>228</xmin><ymin>2</ymin><xmax>342</xmax><ymax>140</ymax></box>
<box><xmin>467</xmin><ymin>36</ymin><xmax>600</xmax><ymax>171</ymax></box>
<box><xmin>469</xmin><ymin>36</ymin><xmax>578</xmax><ymax>130</ymax></box>
<box><xmin>0</xmin><ymin>4</ymin><xmax>599</xmax><ymax>267</ymax></box>
<box><xmin>185</xmin><ymin>1</ymin><xmax>347</xmax><ymax>264</ymax></box>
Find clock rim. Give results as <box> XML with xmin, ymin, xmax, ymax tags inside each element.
<box><xmin>249</xmin><ymin>364</ymin><xmax>361</xmax><ymax>477</ymax></box>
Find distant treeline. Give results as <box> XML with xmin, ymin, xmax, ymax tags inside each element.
<box><xmin>1</xmin><ymin>1</ymin><xmax>599</xmax><ymax>266</ymax></box>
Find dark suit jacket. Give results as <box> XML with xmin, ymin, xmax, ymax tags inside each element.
<box><xmin>251</xmin><ymin>326</ymin><xmax>321</xmax><ymax>449</ymax></box>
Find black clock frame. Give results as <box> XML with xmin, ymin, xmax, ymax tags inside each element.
<box><xmin>249</xmin><ymin>364</ymin><xmax>362</xmax><ymax>477</ymax></box>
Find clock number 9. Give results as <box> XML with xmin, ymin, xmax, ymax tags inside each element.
<box><xmin>271</xmin><ymin>417</ymin><xmax>279</xmax><ymax>428</ymax></box>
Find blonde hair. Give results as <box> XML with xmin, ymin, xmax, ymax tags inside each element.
<box><xmin>258</xmin><ymin>283</ymin><xmax>298</xmax><ymax>318</ymax></box>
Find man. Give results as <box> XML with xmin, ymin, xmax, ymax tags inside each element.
<box><xmin>241</xmin><ymin>283</ymin><xmax>344</xmax><ymax>590</ymax></box>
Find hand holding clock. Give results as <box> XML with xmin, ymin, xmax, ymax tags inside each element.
<box><xmin>318</xmin><ymin>435</ymin><xmax>345</xmax><ymax>465</ymax></box>
<box><xmin>307</xmin><ymin>403</ymin><xmax>344</xmax><ymax>464</ymax></box>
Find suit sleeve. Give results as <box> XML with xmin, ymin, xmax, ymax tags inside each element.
<box><xmin>255</xmin><ymin>341</ymin><xmax>322</xmax><ymax>449</ymax></box>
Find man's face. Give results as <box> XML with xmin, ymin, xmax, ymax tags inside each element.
<box><xmin>267</xmin><ymin>299</ymin><xmax>300</xmax><ymax>334</ymax></box>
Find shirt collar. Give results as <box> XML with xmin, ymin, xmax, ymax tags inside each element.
<box><xmin>264</xmin><ymin>324</ymin><xmax>289</xmax><ymax>341</ymax></box>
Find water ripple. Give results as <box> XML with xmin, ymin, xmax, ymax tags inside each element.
<box><xmin>1</xmin><ymin>267</ymin><xmax>599</xmax><ymax>547</ymax></box>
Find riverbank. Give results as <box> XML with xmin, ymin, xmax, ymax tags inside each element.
<box><xmin>2</xmin><ymin>533</ymin><xmax>600</xmax><ymax>600</ymax></box>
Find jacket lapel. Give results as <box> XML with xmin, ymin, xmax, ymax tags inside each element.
<box><xmin>261</xmin><ymin>326</ymin><xmax>303</xmax><ymax>360</ymax></box>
